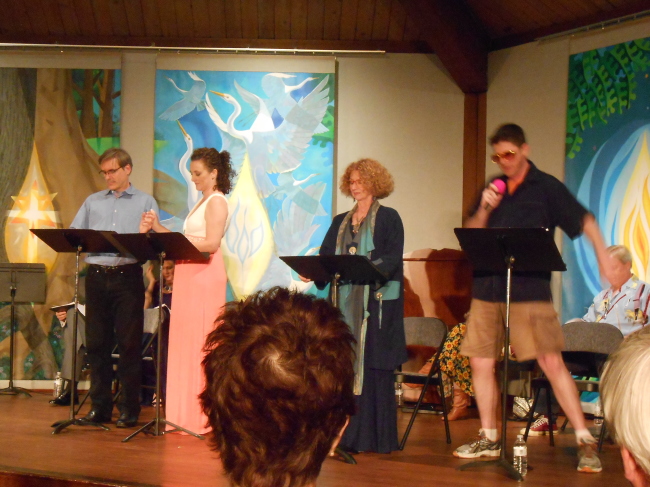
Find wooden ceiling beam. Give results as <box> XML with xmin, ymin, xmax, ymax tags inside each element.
<box><xmin>0</xmin><ymin>34</ymin><xmax>431</xmax><ymax>53</ymax></box>
<box><xmin>398</xmin><ymin>0</ymin><xmax>488</xmax><ymax>94</ymax></box>
<box><xmin>491</xmin><ymin>1</ymin><xmax>650</xmax><ymax>51</ymax></box>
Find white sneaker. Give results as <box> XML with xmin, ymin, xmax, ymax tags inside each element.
<box><xmin>453</xmin><ymin>430</ymin><xmax>501</xmax><ymax>458</ymax></box>
<box><xmin>577</xmin><ymin>440</ymin><xmax>602</xmax><ymax>473</ymax></box>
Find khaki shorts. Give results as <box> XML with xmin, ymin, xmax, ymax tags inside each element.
<box><xmin>460</xmin><ymin>299</ymin><xmax>565</xmax><ymax>362</ymax></box>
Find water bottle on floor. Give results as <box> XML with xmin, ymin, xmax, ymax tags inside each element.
<box><xmin>53</xmin><ymin>372</ymin><xmax>63</xmax><ymax>398</ymax></box>
<box><xmin>513</xmin><ymin>434</ymin><xmax>528</xmax><ymax>478</ymax></box>
<box><xmin>594</xmin><ymin>398</ymin><xmax>604</xmax><ymax>426</ymax></box>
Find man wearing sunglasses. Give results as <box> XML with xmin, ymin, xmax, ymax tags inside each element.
<box><xmin>70</xmin><ymin>148</ymin><xmax>159</xmax><ymax>429</ymax></box>
<box><xmin>453</xmin><ymin>124</ymin><xmax>613</xmax><ymax>474</ymax></box>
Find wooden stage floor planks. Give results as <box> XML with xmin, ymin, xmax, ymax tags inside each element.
<box><xmin>0</xmin><ymin>393</ymin><xmax>626</xmax><ymax>486</ymax></box>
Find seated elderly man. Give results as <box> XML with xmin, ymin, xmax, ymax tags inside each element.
<box><xmin>200</xmin><ymin>287</ymin><xmax>356</xmax><ymax>487</ymax></box>
<box><xmin>582</xmin><ymin>245</ymin><xmax>650</xmax><ymax>335</ymax></box>
<box><xmin>601</xmin><ymin>328</ymin><xmax>650</xmax><ymax>487</ymax></box>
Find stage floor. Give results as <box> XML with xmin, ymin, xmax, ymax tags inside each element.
<box><xmin>0</xmin><ymin>392</ymin><xmax>624</xmax><ymax>486</ymax></box>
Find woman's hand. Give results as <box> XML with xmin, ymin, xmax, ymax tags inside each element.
<box><xmin>298</xmin><ymin>275</ymin><xmax>312</xmax><ymax>283</ymax></box>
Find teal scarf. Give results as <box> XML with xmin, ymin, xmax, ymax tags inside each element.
<box><xmin>335</xmin><ymin>200</ymin><xmax>381</xmax><ymax>395</ymax></box>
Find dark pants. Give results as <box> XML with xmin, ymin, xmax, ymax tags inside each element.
<box><xmin>86</xmin><ymin>264</ymin><xmax>144</xmax><ymax>417</ymax></box>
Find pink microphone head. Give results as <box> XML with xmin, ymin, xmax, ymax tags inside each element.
<box><xmin>492</xmin><ymin>179</ymin><xmax>506</xmax><ymax>195</ymax></box>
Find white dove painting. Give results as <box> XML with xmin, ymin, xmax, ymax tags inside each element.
<box><xmin>153</xmin><ymin>70</ymin><xmax>335</xmax><ymax>300</ymax></box>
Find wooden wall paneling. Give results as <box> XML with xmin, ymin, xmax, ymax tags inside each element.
<box><xmin>156</xmin><ymin>0</ymin><xmax>179</xmax><ymax>37</ymax></box>
<box><xmin>290</xmin><ymin>0</ymin><xmax>308</xmax><ymax>40</ymax></box>
<box><xmin>88</xmin><ymin>0</ymin><xmax>113</xmax><ymax>36</ymax></box>
<box><xmin>492</xmin><ymin>0</ymin><xmax>650</xmax><ymax>49</ymax></box>
<box><xmin>307</xmin><ymin>0</ymin><xmax>325</xmax><ymax>40</ymax></box>
<box><xmin>588</xmin><ymin>0</ymin><xmax>617</xmax><ymax>9</ymax></box>
<box><xmin>339</xmin><ymin>0</ymin><xmax>359</xmax><ymax>41</ymax></box>
<box><xmin>536</xmin><ymin>0</ymin><xmax>576</xmax><ymax>24</ymax></box>
<box><xmin>240</xmin><ymin>0</ymin><xmax>259</xmax><ymax>39</ymax></box>
<box><xmin>105</xmin><ymin>0</ymin><xmax>130</xmax><ymax>37</ymax></box>
<box><xmin>6</xmin><ymin>2</ymin><xmax>33</xmax><ymax>36</ymax></box>
<box><xmin>173</xmin><ymin>0</ymin><xmax>196</xmax><ymax>38</ymax></box>
<box><xmin>512</xmin><ymin>1</ymin><xmax>549</xmax><ymax>30</ymax></box>
<box><xmin>73</xmin><ymin>0</ymin><xmax>99</xmax><ymax>37</ymax></box>
<box><xmin>560</xmin><ymin>0</ymin><xmax>598</xmax><ymax>16</ymax></box>
<box><xmin>140</xmin><ymin>0</ymin><xmax>162</xmax><ymax>37</ymax></box>
<box><xmin>464</xmin><ymin>1</ymin><xmax>509</xmax><ymax>39</ymax></box>
<box><xmin>386</xmin><ymin>0</ymin><xmax>406</xmax><ymax>42</ymax></box>
<box><xmin>28</xmin><ymin>0</ymin><xmax>50</xmax><ymax>36</ymax></box>
<box><xmin>32</xmin><ymin>0</ymin><xmax>65</xmax><ymax>36</ymax></box>
<box><xmin>355</xmin><ymin>0</ymin><xmax>376</xmax><ymax>40</ymax></box>
<box><xmin>258</xmin><ymin>0</ymin><xmax>275</xmax><ymax>38</ymax></box>
<box><xmin>57</xmin><ymin>0</ymin><xmax>81</xmax><ymax>36</ymax></box>
<box><xmin>123</xmin><ymin>0</ymin><xmax>146</xmax><ymax>37</ymax></box>
<box><xmin>322</xmin><ymin>0</ymin><xmax>342</xmax><ymax>40</ymax></box>
<box><xmin>41</xmin><ymin>0</ymin><xmax>67</xmax><ymax>36</ymax></box>
<box><xmin>207</xmin><ymin>0</ymin><xmax>227</xmax><ymax>38</ymax></box>
<box><xmin>401</xmin><ymin>13</ymin><xmax>419</xmax><ymax>42</ymax></box>
<box><xmin>520</xmin><ymin>0</ymin><xmax>564</xmax><ymax>29</ymax></box>
<box><xmin>371</xmin><ymin>0</ymin><xmax>391</xmax><ymax>40</ymax></box>
<box><xmin>190</xmin><ymin>0</ymin><xmax>212</xmax><ymax>38</ymax></box>
<box><xmin>274</xmin><ymin>0</ymin><xmax>291</xmax><ymax>39</ymax></box>
<box><xmin>224</xmin><ymin>0</ymin><xmax>243</xmax><ymax>38</ymax></box>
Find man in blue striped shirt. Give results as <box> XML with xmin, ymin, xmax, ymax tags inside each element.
<box><xmin>71</xmin><ymin>148</ymin><xmax>158</xmax><ymax>428</ymax></box>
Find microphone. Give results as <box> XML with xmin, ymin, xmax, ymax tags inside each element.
<box><xmin>484</xmin><ymin>179</ymin><xmax>506</xmax><ymax>211</ymax></box>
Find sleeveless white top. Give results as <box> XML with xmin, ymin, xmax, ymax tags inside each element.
<box><xmin>183</xmin><ymin>192</ymin><xmax>229</xmax><ymax>239</ymax></box>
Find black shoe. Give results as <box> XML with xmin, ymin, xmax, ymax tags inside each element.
<box><xmin>49</xmin><ymin>389</ymin><xmax>79</xmax><ymax>406</ymax></box>
<box><xmin>80</xmin><ymin>409</ymin><xmax>112</xmax><ymax>424</ymax></box>
<box><xmin>116</xmin><ymin>412</ymin><xmax>138</xmax><ymax>428</ymax></box>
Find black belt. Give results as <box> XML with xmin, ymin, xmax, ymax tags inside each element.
<box><xmin>88</xmin><ymin>263</ymin><xmax>141</xmax><ymax>274</ymax></box>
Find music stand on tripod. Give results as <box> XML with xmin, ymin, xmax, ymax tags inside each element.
<box><xmin>108</xmin><ymin>231</ymin><xmax>209</xmax><ymax>442</ymax></box>
<box><xmin>281</xmin><ymin>255</ymin><xmax>387</xmax><ymax>308</ymax></box>
<box><xmin>281</xmin><ymin>254</ymin><xmax>388</xmax><ymax>465</ymax></box>
<box><xmin>32</xmin><ymin>228</ymin><xmax>123</xmax><ymax>434</ymax></box>
<box><xmin>454</xmin><ymin>227</ymin><xmax>566</xmax><ymax>481</ymax></box>
<box><xmin>0</xmin><ymin>263</ymin><xmax>46</xmax><ymax>397</ymax></box>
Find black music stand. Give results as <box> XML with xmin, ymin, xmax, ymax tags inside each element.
<box><xmin>454</xmin><ymin>227</ymin><xmax>566</xmax><ymax>481</ymax></box>
<box><xmin>281</xmin><ymin>255</ymin><xmax>387</xmax><ymax>307</ymax></box>
<box><xmin>0</xmin><ymin>263</ymin><xmax>46</xmax><ymax>397</ymax></box>
<box><xmin>281</xmin><ymin>254</ymin><xmax>388</xmax><ymax>465</ymax></box>
<box><xmin>108</xmin><ymin>232</ymin><xmax>209</xmax><ymax>442</ymax></box>
<box><xmin>31</xmin><ymin>228</ymin><xmax>123</xmax><ymax>433</ymax></box>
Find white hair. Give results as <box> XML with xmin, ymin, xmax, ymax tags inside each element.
<box><xmin>607</xmin><ymin>245</ymin><xmax>632</xmax><ymax>265</ymax></box>
<box><xmin>601</xmin><ymin>328</ymin><xmax>650</xmax><ymax>476</ymax></box>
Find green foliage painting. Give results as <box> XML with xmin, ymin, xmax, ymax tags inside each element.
<box><xmin>566</xmin><ymin>38</ymin><xmax>650</xmax><ymax>159</ymax></box>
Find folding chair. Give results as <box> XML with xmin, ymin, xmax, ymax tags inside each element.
<box><xmin>394</xmin><ymin>316</ymin><xmax>451</xmax><ymax>449</ymax></box>
<box><xmin>523</xmin><ymin>321</ymin><xmax>624</xmax><ymax>451</ymax></box>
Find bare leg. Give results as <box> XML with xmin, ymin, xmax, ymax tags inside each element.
<box><xmin>469</xmin><ymin>356</ymin><xmax>500</xmax><ymax>432</ymax></box>
<box><xmin>536</xmin><ymin>352</ymin><xmax>587</xmax><ymax>431</ymax></box>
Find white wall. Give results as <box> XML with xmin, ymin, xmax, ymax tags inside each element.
<box><xmin>337</xmin><ymin>54</ymin><xmax>465</xmax><ymax>252</ymax></box>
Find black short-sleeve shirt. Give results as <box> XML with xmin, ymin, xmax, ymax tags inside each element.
<box><xmin>472</xmin><ymin>161</ymin><xmax>588</xmax><ymax>302</ymax></box>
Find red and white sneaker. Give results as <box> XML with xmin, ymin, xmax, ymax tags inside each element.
<box><xmin>519</xmin><ymin>416</ymin><xmax>558</xmax><ymax>436</ymax></box>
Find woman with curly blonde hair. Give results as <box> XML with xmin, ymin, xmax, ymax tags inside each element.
<box><xmin>313</xmin><ymin>158</ymin><xmax>406</xmax><ymax>454</ymax></box>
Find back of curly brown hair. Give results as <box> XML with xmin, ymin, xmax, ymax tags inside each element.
<box><xmin>191</xmin><ymin>147</ymin><xmax>236</xmax><ymax>194</ymax></box>
<box><xmin>200</xmin><ymin>287</ymin><xmax>356</xmax><ymax>487</ymax></box>
<box><xmin>339</xmin><ymin>158</ymin><xmax>394</xmax><ymax>199</ymax></box>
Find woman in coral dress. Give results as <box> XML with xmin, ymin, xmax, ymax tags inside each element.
<box><xmin>142</xmin><ymin>147</ymin><xmax>234</xmax><ymax>435</ymax></box>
